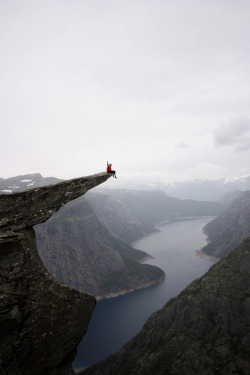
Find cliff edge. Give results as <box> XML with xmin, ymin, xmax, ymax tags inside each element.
<box><xmin>0</xmin><ymin>172</ymin><xmax>112</xmax><ymax>375</ymax></box>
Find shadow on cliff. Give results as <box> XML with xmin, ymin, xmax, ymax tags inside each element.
<box><xmin>0</xmin><ymin>172</ymin><xmax>112</xmax><ymax>375</ymax></box>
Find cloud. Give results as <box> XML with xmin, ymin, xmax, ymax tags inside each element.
<box><xmin>213</xmin><ymin>118</ymin><xmax>250</xmax><ymax>152</ymax></box>
<box><xmin>174</xmin><ymin>142</ymin><xmax>190</xmax><ymax>149</ymax></box>
<box><xmin>1</xmin><ymin>1</ymin><xmax>250</xmax><ymax>181</ymax></box>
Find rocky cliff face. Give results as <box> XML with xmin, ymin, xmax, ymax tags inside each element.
<box><xmin>83</xmin><ymin>238</ymin><xmax>250</xmax><ymax>375</ymax></box>
<box><xmin>200</xmin><ymin>190</ymin><xmax>250</xmax><ymax>258</ymax></box>
<box><xmin>0</xmin><ymin>172</ymin><xmax>112</xmax><ymax>375</ymax></box>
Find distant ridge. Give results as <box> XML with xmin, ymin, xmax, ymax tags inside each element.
<box><xmin>114</xmin><ymin>176</ymin><xmax>250</xmax><ymax>201</ymax></box>
<box><xmin>0</xmin><ymin>173</ymin><xmax>62</xmax><ymax>194</ymax></box>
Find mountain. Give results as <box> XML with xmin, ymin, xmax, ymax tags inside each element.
<box><xmin>0</xmin><ymin>173</ymin><xmax>62</xmax><ymax>194</ymax></box>
<box><xmin>1</xmin><ymin>174</ymin><xmax>223</xmax><ymax>297</ymax></box>
<box><xmin>0</xmin><ymin>172</ymin><xmax>112</xmax><ymax>375</ymax></box>
<box><xmin>120</xmin><ymin>176</ymin><xmax>250</xmax><ymax>201</ymax></box>
<box><xmin>82</xmin><ymin>237</ymin><xmax>250</xmax><ymax>375</ymax></box>
<box><xmin>199</xmin><ymin>190</ymin><xmax>250</xmax><ymax>258</ymax></box>
<box><xmin>6</xmin><ymin>172</ymin><xmax>226</xmax><ymax>299</ymax></box>
<box><xmin>217</xmin><ymin>189</ymin><xmax>242</xmax><ymax>206</ymax></box>
<box><xmin>35</xmin><ymin>196</ymin><xmax>165</xmax><ymax>300</ymax></box>
<box><xmin>86</xmin><ymin>189</ymin><xmax>226</xmax><ymax>243</ymax></box>
<box><xmin>2</xmin><ymin>172</ymin><xmax>249</xmax><ymax>374</ymax></box>
<box><xmin>162</xmin><ymin>176</ymin><xmax>250</xmax><ymax>201</ymax></box>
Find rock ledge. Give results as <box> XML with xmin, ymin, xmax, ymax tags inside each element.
<box><xmin>0</xmin><ymin>172</ymin><xmax>111</xmax><ymax>375</ymax></box>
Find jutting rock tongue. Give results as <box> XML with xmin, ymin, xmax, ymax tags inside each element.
<box><xmin>0</xmin><ymin>172</ymin><xmax>112</xmax><ymax>375</ymax></box>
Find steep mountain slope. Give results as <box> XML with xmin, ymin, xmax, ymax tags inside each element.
<box><xmin>0</xmin><ymin>172</ymin><xmax>111</xmax><ymax>375</ymax></box>
<box><xmin>86</xmin><ymin>189</ymin><xmax>225</xmax><ymax>243</ymax></box>
<box><xmin>35</xmin><ymin>196</ymin><xmax>165</xmax><ymax>299</ymax></box>
<box><xmin>200</xmin><ymin>190</ymin><xmax>250</xmax><ymax>258</ymax></box>
<box><xmin>82</xmin><ymin>238</ymin><xmax>250</xmax><ymax>375</ymax></box>
<box><xmin>217</xmin><ymin>189</ymin><xmax>242</xmax><ymax>207</ymax></box>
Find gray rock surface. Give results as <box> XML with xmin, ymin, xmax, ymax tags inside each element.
<box><xmin>83</xmin><ymin>238</ymin><xmax>250</xmax><ymax>375</ymax></box>
<box><xmin>0</xmin><ymin>172</ymin><xmax>112</xmax><ymax>375</ymax></box>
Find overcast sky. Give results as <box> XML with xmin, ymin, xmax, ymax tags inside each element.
<box><xmin>1</xmin><ymin>0</ymin><xmax>250</xmax><ymax>186</ymax></box>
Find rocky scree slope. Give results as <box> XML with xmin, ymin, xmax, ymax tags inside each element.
<box><xmin>0</xmin><ymin>172</ymin><xmax>111</xmax><ymax>375</ymax></box>
<box><xmin>82</xmin><ymin>237</ymin><xmax>250</xmax><ymax>375</ymax></box>
<box><xmin>35</xmin><ymin>196</ymin><xmax>165</xmax><ymax>300</ymax></box>
<box><xmin>200</xmin><ymin>190</ymin><xmax>250</xmax><ymax>258</ymax></box>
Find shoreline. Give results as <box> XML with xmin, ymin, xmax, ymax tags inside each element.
<box><xmin>132</xmin><ymin>215</ymin><xmax>218</xmax><ymax>262</ymax></box>
<box><xmin>97</xmin><ymin>216</ymin><xmax>216</xmax><ymax>301</ymax></box>
<box><xmin>132</xmin><ymin>216</ymin><xmax>216</xmax><ymax>247</ymax></box>
<box><xmin>73</xmin><ymin>215</ymin><xmax>218</xmax><ymax>371</ymax></box>
<box><xmin>130</xmin><ymin>229</ymin><xmax>160</xmax><ymax>247</ymax></box>
<box><xmin>95</xmin><ymin>274</ymin><xmax>166</xmax><ymax>301</ymax></box>
<box><xmin>195</xmin><ymin>248</ymin><xmax>220</xmax><ymax>260</ymax></box>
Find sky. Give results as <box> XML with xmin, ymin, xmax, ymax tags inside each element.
<box><xmin>1</xmin><ymin>0</ymin><xmax>250</xmax><ymax>187</ymax></box>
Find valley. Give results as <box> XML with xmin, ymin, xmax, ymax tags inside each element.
<box><xmin>1</xmin><ymin>172</ymin><xmax>250</xmax><ymax>374</ymax></box>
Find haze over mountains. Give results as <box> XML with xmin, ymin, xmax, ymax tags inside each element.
<box><xmin>1</xmin><ymin>172</ymin><xmax>248</xmax><ymax>300</ymax></box>
<box><xmin>0</xmin><ymin>172</ymin><xmax>227</xmax><ymax>300</ymax></box>
<box><xmin>32</xmin><ymin>173</ymin><xmax>225</xmax><ymax>299</ymax></box>
<box><xmin>1</xmin><ymin>173</ymin><xmax>250</xmax><ymax>202</ymax></box>
<box><xmin>86</xmin><ymin>189</ymin><xmax>225</xmax><ymax>243</ymax></box>
<box><xmin>109</xmin><ymin>176</ymin><xmax>250</xmax><ymax>201</ymax></box>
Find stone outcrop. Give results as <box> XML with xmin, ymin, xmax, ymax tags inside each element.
<box><xmin>0</xmin><ymin>172</ymin><xmax>112</xmax><ymax>375</ymax></box>
<box><xmin>83</xmin><ymin>238</ymin><xmax>250</xmax><ymax>375</ymax></box>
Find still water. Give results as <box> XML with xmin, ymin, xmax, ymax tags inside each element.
<box><xmin>73</xmin><ymin>218</ymin><xmax>218</xmax><ymax>370</ymax></box>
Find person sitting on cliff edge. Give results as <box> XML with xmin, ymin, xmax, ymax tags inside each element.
<box><xmin>107</xmin><ymin>161</ymin><xmax>117</xmax><ymax>178</ymax></box>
